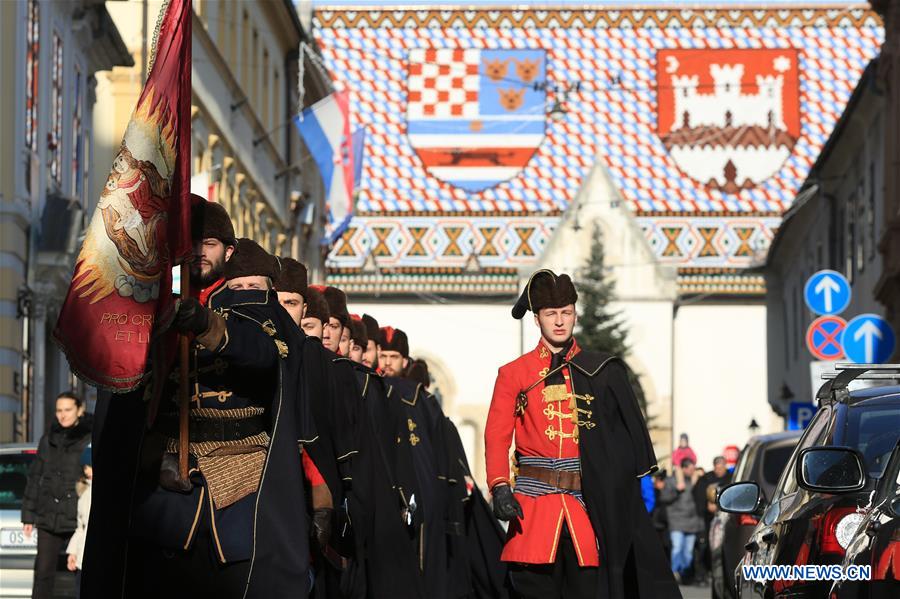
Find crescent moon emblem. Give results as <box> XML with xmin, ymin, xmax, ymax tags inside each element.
<box><xmin>665</xmin><ymin>56</ymin><xmax>679</xmax><ymax>74</ymax></box>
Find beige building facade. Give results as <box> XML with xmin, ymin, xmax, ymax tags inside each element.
<box><xmin>0</xmin><ymin>0</ymin><xmax>132</xmax><ymax>441</ymax></box>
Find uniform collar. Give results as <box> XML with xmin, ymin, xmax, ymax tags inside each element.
<box><xmin>534</xmin><ymin>337</ymin><xmax>580</xmax><ymax>364</ymax></box>
<box><xmin>197</xmin><ymin>277</ymin><xmax>225</xmax><ymax>306</ymax></box>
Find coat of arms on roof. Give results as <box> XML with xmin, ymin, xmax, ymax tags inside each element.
<box><xmin>406</xmin><ymin>48</ymin><xmax>547</xmax><ymax>193</ymax></box>
<box><xmin>656</xmin><ymin>49</ymin><xmax>800</xmax><ymax>194</ymax></box>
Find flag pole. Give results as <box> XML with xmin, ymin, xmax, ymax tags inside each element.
<box><xmin>178</xmin><ymin>261</ymin><xmax>191</xmax><ymax>480</ymax></box>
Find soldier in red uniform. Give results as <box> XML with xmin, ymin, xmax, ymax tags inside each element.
<box><xmin>485</xmin><ymin>269</ymin><xmax>680</xmax><ymax>599</ymax></box>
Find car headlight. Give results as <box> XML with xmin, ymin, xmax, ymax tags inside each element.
<box><xmin>835</xmin><ymin>513</ymin><xmax>865</xmax><ymax>549</ymax></box>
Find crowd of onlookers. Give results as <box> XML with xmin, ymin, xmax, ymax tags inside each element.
<box><xmin>645</xmin><ymin>433</ymin><xmax>734</xmax><ymax>586</ymax></box>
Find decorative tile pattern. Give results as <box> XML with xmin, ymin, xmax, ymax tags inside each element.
<box><xmin>315</xmin><ymin>5</ymin><xmax>882</xmax><ymax>293</ymax></box>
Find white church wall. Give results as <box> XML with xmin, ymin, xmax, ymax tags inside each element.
<box><xmin>349</xmin><ymin>301</ymin><xmax>521</xmax><ymax>485</ymax></box>
<box><xmin>672</xmin><ymin>301</ymin><xmax>780</xmax><ymax>471</ymax></box>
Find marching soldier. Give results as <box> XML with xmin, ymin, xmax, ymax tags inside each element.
<box><xmin>128</xmin><ymin>236</ymin><xmax>314</xmax><ymax>598</ymax></box>
<box><xmin>378</xmin><ymin>326</ymin><xmax>454</xmax><ymax>599</ymax></box>
<box><xmin>272</xmin><ymin>257</ymin><xmax>337</xmax><ymax>566</ymax></box>
<box><xmin>484</xmin><ymin>270</ymin><xmax>680</xmax><ymax>599</ymax></box>
<box><xmin>347</xmin><ymin>315</ymin><xmax>368</xmax><ymax>364</ymax></box>
<box><xmin>361</xmin><ymin>314</ymin><xmax>380</xmax><ymax>370</ymax></box>
<box><xmin>301</xmin><ymin>287</ymin><xmax>330</xmax><ymax>341</ymax></box>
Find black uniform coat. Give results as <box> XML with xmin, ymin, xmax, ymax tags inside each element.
<box><xmin>385</xmin><ymin>378</ymin><xmax>451</xmax><ymax>599</ymax></box>
<box><xmin>346</xmin><ymin>366</ymin><xmax>424</xmax><ymax>599</ymax></box>
<box><xmin>82</xmin><ymin>288</ymin><xmax>313</xmax><ymax>599</ymax></box>
<box><xmin>568</xmin><ymin>352</ymin><xmax>681</xmax><ymax>599</ymax></box>
<box><xmin>443</xmin><ymin>418</ymin><xmax>509</xmax><ymax>599</ymax></box>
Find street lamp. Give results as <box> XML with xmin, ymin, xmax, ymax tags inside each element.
<box><xmin>748</xmin><ymin>418</ymin><xmax>760</xmax><ymax>436</ymax></box>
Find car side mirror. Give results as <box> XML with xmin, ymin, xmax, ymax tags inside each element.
<box><xmin>796</xmin><ymin>446</ymin><xmax>866</xmax><ymax>493</ymax></box>
<box><xmin>717</xmin><ymin>482</ymin><xmax>762</xmax><ymax>514</ymax></box>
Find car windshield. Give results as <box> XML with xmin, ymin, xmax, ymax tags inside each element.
<box><xmin>0</xmin><ymin>454</ymin><xmax>34</xmax><ymax>510</ymax></box>
<box><xmin>845</xmin><ymin>405</ymin><xmax>900</xmax><ymax>479</ymax></box>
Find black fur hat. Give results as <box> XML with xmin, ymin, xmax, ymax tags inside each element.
<box><xmin>379</xmin><ymin>326</ymin><xmax>409</xmax><ymax>358</ymax></box>
<box><xmin>362</xmin><ymin>314</ymin><xmax>380</xmax><ymax>344</ymax></box>
<box><xmin>322</xmin><ymin>286</ymin><xmax>350</xmax><ymax>327</ymax></box>
<box><xmin>223</xmin><ymin>238</ymin><xmax>278</xmax><ymax>281</ymax></box>
<box><xmin>511</xmin><ymin>269</ymin><xmax>578</xmax><ymax>319</ymax></box>
<box><xmin>190</xmin><ymin>197</ymin><xmax>236</xmax><ymax>246</ymax></box>
<box><xmin>349</xmin><ymin>315</ymin><xmax>368</xmax><ymax>347</ymax></box>
<box><xmin>304</xmin><ymin>287</ymin><xmax>330</xmax><ymax>323</ymax></box>
<box><xmin>273</xmin><ymin>257</ymin><xmax>308</xmax><ymax>296</ymax></box>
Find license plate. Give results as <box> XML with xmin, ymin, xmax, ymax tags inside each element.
<box><xmin>0</xmin><ymin>527</ymin><xmax>37</xmax><ymax>548</ymax></box>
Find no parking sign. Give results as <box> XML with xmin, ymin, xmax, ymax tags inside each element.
<box><xmin>805</xmin><ymin>316</ymin><xmax>846</xmax><ymax>361</ymax></box>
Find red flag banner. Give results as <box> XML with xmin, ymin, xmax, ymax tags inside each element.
<box><xmin>53</xmin><ymin>0</ymin><xmax>192</xmax><ymax>391</ymax></box>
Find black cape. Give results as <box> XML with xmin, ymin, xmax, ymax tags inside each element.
<box><xmin>569</xmin><ymin>352</ymin><xmax>681</xmax><ymax>599</ymax></box>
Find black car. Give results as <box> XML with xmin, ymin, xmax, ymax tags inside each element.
<box><xmin>829</xmin><ymin>438</ymin><xmax>900</xmax><ymax>598</ymax></box>
<box><xmin>718</xmin><ymin>366</ymin><xmax>900</xmax><ymax>598</ymax></box>
<box><xmin>710</xmin><ymin>431</ymin><xmax>801</xmax><ymax>599</ymax></box>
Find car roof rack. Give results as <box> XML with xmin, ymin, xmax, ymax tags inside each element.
<box><xmin>816</xmin><ymin>363</ymin><xmax>900</xmax><ymax>405</ymax></box>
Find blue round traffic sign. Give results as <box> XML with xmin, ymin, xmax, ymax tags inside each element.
<box><xmin>804</xmin><ymin>270</ymin><xmax>851</xmax><ymax>316</ymax></box>
<box><xmin>841</xmin><ymin>314</ymin><xmax>896</xmax><ymax>364</ymax></box>
<box><xmin>806</xmin><ymin>315</ymin><xmax>846</xmax><ymax>361</ymax></box>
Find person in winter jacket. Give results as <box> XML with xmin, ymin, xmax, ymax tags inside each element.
<box><xmin>21</xmin><ymin>391</ymin><xmax>92</xmax><ymax>599</ymax></box>
<box><xmin>66</xmin><ymin>445</ymin><xmax>93</xmax><ymax>599</ymax></box>
<box><xmin>659</xmin><ymin>458</ymin><xmax>705</xmax><ymax>583</ymax></box>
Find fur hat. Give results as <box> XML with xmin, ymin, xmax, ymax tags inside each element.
<box><xmin>190</xmin><ymin>197</ymin><xmax>236</xmax><ymax>246</ymax></box>
<box><xmin>223</xmin><ymin>238</ymin><xmax>278</xmax><ymax>281</ymax></box>
<box><xmin>273</xmin><ymin>257</ymin><xmax>308</xmax><ymax>296</ymax></box>
<box><xmin>320</xmin><ymin>286</ymin><xmax>349</xmax><ymax>327</ymax></box>
<box><xmin>362</xmin><ymin>314</ymin><xmax>380</xmax><ymax>344</ymax></box>
<box><xmin>348</xmin><ymin>315</ymin><xmax>368</xmax><ymax>347</ymax></box>
<box><xmin>304</xmin><ymin>287</ymin><xmax>330</xmax><ymax>323</ymax></box>
<box><xmin>511</xmin><ymin>269</ymin><xmax>578</xmax><ymax>319</ymax></box>
<box><xmin>405</xmin><ymin>358</ymin><xmax>430</xmax><ymax>389</ymax></box>
<box><xmin>379</xmin><ymin>326</ymin><xmax>409</xmax><ymax>358</ymax></box>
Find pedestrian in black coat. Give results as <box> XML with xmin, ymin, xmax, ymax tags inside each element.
<box><xmin>22</xmin><ymin>391</ymin><xmax>92</xmax><ymax>599</ymax></box>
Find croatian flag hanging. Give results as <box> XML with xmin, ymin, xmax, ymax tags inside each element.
<box><xmin>294</xmin><ymin>91</ymin><xmax>356</xmax><ymax>245</ymax></box>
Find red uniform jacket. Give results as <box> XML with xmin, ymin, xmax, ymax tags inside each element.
<box><xmin>484</xmin><ymin>338</ymin><xmax>599</xmax><ymax>566</ymax></box>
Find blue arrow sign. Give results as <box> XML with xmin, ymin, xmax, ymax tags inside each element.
<box><xmin>841</xmin><ymin>314</ymin><xmax>896</xmax><ymax>364</ymax></box>
<box><xmin>804</xmin><ymin>270</ymin><xmax>851</xmax><ymax>316</ymax></box>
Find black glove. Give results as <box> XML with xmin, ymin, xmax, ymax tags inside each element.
<box><xmin>312</xmin><ymin>508</ymin><xmax>334</xmax><ymax>550</ymax></box>
<box><xmin>491</xmin><ymin>484</ymin><xmax>523</xmax><ymax>521</ymax></box>
<box><xmin>173</xmin><ymin>298</ymin><xmax>210</xmax><ymax>336</ymax></box>
<box><xmin>159</xmin><ymin>453</ymin><xmax>192</xmax><ymax>493</ymax></box>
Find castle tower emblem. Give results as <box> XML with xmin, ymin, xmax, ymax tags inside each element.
<box><xmin>656</xmin><ymin>49</ymin><xmax>800</xmax><ymax>194</ymax></box>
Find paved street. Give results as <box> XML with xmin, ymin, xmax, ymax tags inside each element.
<box><xmin>680</xmin><ymin>584</ymin><xmax>709</xmax><ymax>599</ymax></box>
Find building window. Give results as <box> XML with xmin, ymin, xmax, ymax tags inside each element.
<box><xmin>262</xmin><ymin>50</ymin><xmax>270</xmax><ymax>128</ymax></box>
<box><xmin>241</xmin><ymin>11</ymin><xmax>250</xmax><ymax>93</ymax></box>
<box><xmin>24</xmin><ymin>0</ymin><xmax>39</xmax><ymax>193</ymax></box>
<box><xmin>792</xmin><ymin>289</ymin><xmax>799</xmax><ymax>362</ymax></box>
<box><xmin>845</xmin><ymin>194</ymin><xmax>855</xmax><ymax>284</ymax></box>
<box><xmin>49</xmin><ymin>31</ymin><xmax>64</xmax><ymax>186</ymax></box>
<box><xmin>856</xmin><ymin>161</ymin><xmax>865</xmax><ymax>273</ymax></box>
<box><xmin>252</xmin><ymin>29</ymin><xmax>259</xmax><ymax>111</ymax></box>
<box><xmin>71</xmin><ymin>65</ymin><xmax>84</xmax><ymax>202</ymax></box>
<box><xmin>868</xmin><ymin>162</ymin><xmax>876</xmax><ymax>263</ymax></box>
<box><xmin>274</xmin><ymin>69</ymin><xmax>281</xmax><ymax>149</ymax></box>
